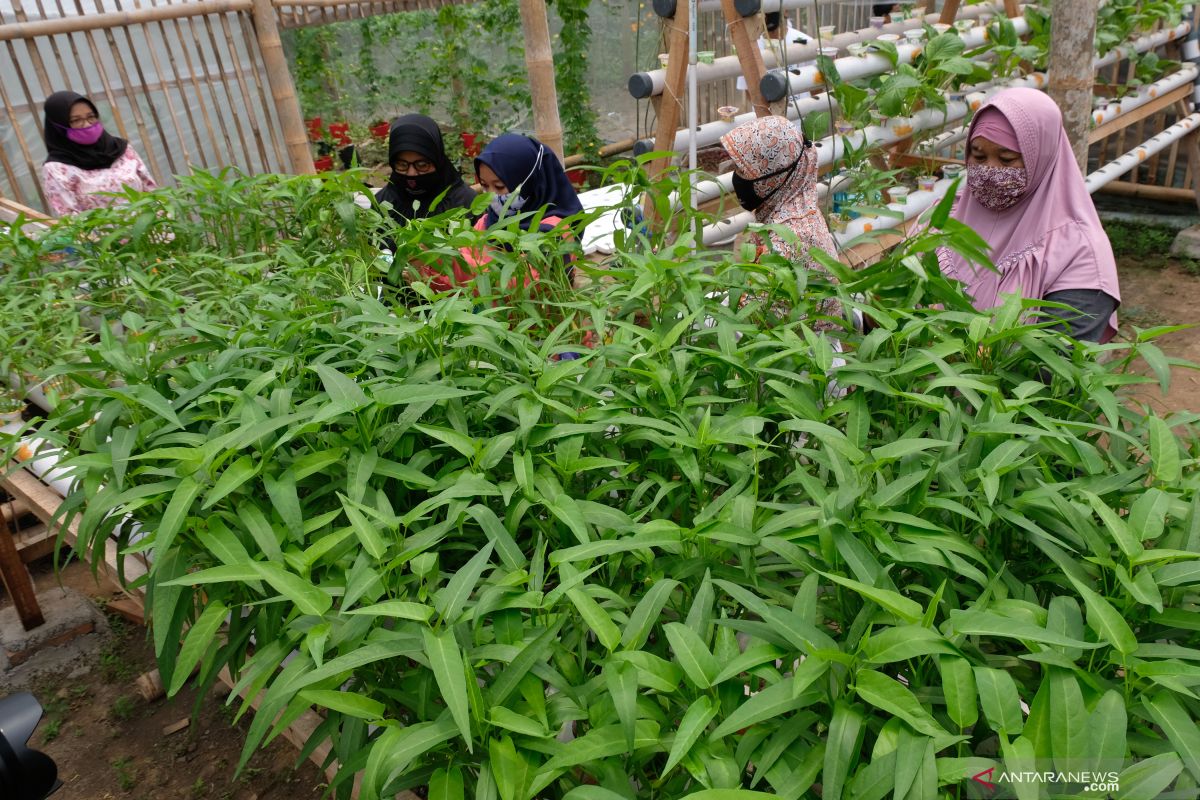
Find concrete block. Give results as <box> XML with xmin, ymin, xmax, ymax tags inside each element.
<box><xmin>0</xmin><ymin>587</ymin><xmax>107</xmax><ymax>677</ymax></box>
<box><xmin>1170</xmin><ymin>224</ymin><xmax>1200</xmax><ymax>259</ymax></box>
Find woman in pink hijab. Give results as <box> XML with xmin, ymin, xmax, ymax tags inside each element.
<box><xmin>940</xmin><ymin>88</ymin><xmax>1120</xmax><ymax>342</ymax></box>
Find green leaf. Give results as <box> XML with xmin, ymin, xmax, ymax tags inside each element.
<box><xmin>363</xmin><ymin>717</ymin><xmax>459</xmax><ymax>799</ymax></box>
<box><xmin>300</xmin><ymin>689</ymin><xmax>385</xmax><ymax>720</ymax></box>
<box><xmin>466</xmin><ymin>505</ymin><xmax>526</xmax><ymax>570</ymax></box>
<box><xmin>340</xmin><ymin>493</ymin><xmax>388</xmax><ymax>559</ymax></box>
<box><xmin>250</xmin><ymin>562</ymin><xmax>332</xmax><ymax>616</ymax></box>
<box><xmin>490</xmin><ymin>735</ymin><xmax>533</xmax><ymax>800</ymax></box>
<box><xmin>1118</xmin><ymin>753</ymin><xmax>1184</xmax><ymax>800</ymax></box>
<box><xmin>823</xmin><ymin>701</ymin><xmax>865</xmax><ymax>800</ymax></box>
<box><xmin>549</xmin><ymin>494</ymin><xmax>591</xmax><ymax>544</ymax></box>
<box><xmin>1047</xmin><ymin>667</ymin><xmax>1088</xmax><ymax>773</ymax></box>
<box><xmin>1147</xmin><ymin>416</ymin><xmax>1181</xmax><ymax>484</ymax></box>
<box><xmin>1143</xmin><ymin>691</ymin><xmax>1200</xmax><ymax>783</ymax></box>
<box><xmin>422</xmin><ymin>627</ymin><xmax>473</xmax><ymax>750</ymax></box>
<box><xmin>565</xmin><ymin>583</ymin><xmax>621</xmax><ymax>652</ymax></box>
<box><xmin>605</xmin><ymin>660</ymin><xmax>638</xmax><ymax>750</ymax></box>
<box><xmin>374</xmin><ymin>384</ymin><xmax>481</xmax><ymax>406</ymax></box>
<box><xmin>974</xmin><ymin>666</ymin><xmax>1024</xmax><ymax>736</ymax></box>
<box><xmin>949</xmin><ymin>609</ymin><xmax>1099</xmax><ymax>650</ymax></box>
<box><xmin>855</xmin><ymin>670</ymin><xmax>948</xmax><ymax>739</ymax></box>
<box><xmin>621</xmin><ymin>578</ymin><xmax>679</xmax><ymax>650</ymax></box>
<box><xmin>1083</xmin><ymin>491</ymin><xmax>1143</xmax><ymax>559</ymax></box>
<box><xmin>539</xmin><ymin>720</ymin><xmax>660</xmax><ymax>771</ymax></box>
<box><xmin>344</xmin><ymin>600</ymin><xmax>434</xmax><ymax>621</ymax></box>
<box><xmin>428</xmin><ymin>766</ymin><xmax>466</xmax><ymax>800</ymax></box>
<box><xmin>663</xmin><ymin>696</ymin><xmax>718</xmax><ymax>775</ymax></box>
<box><xmin>435</xmin><ymin>542</ymin><xmax>494</xmax><ymax>624</ymax></box>
<box><xmin>168</xmin><ymin>600</ymin><xmax>227</xmax><ymax>696</ymax></box>
<box><xmin>488</xmin><ymin>706</ymin><xmax>547</xmax><ymax>738</ymax></box>
<box><xmin>863</xmin><ymin>626</ymin><xmax>958</xmax><ymax>664</ymax></box>
<box><xmin>710</xmin><ymin>679</ymin><xmax>810</xmax><ymax>740</ymax></box>
<box><xmin>1069</xmin><ymin>578</ymin><xmax>1139</xmax><ymax>655</ymax></box>
<box><xmin>822</xmin><ymin>573</ymin><xmax>923</xmax><ymax>623</ymax></box>
<box><xmin>152</xmin><ymin>477</ymin><xmax>203</xmax><ymax>565</ymax></box>
<box><xmin>939</xmin><ymin>655</ymin><xmax>979</xmax><ymax>729</ymax></box>
<box><xmin>203</xmin><ymin>456</ymin><xmax>257</xmax><ymax>509</ymax></box>
<box><xmin>664</xmin><ymin>622</ymin><xmax>718</xmax><ymax>689</ymax></box>
<box><xmin>312</xmin><ymin>363</ymin><xmax>369</xmax><ymax>410</ymax></box>
<box><xmin>676</xmin><ymin>793</ymin><xmax>778</xmax><ymax>800</ymax></box>
<box><xmin>1089</xmin><ymin>690</ymin><xmax>1127</xmax><ymax>766</ymax></box>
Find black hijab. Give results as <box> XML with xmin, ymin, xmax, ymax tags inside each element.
<box><xmin>376</xmin><ymin>114</ymin><xmax>476</xmax><ymax>221</ymax></box>
<box><xmin>43</xmin><ymin>91</ymin><xmax>127</xmax><ymax>171</ymax></box>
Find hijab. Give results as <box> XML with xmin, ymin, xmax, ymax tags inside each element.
<box><xmin>939</xmin><ymin>88</ymin><xmax>1120</xmax><ymax>340</ymax></box>
<box><xmin>720</xmin><ymin>115</ymin><xmax>836</xmax><ymax>267</ymax></box>
<box><xmin>475</xmin><ymin>134</ymin><xmax>583</xmax><ymax>229</ymax></box>
<box><xmin>43</xmin><ymin>91</ymin><xmax>127</xmax><ymax>171</ymax></box>
<box><xmin>379</xmin><ymin>113</ymin><xmax>475</xmax><ymax>221</ymax></box>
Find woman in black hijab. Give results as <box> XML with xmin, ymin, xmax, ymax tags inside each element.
<box><xmin>375</xmin><ymin>114</ymin><xmax>476</xmax><ymax>223</ymax></box>
<box><xmin>40</xmin><ymin>90</ymin><xmax>156</xmax><ymax>217</ymax></box>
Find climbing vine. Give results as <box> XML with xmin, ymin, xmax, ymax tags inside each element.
<box><xmin>552</xmin><ymin>0</ymin><xmax>601</xmax><ymax>157</ymax></box>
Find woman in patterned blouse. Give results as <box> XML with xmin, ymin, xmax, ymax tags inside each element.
<box><xmin>40</xmin><ymin>91</ymin><xmax>156</xmax><ymax>217</ymax></box>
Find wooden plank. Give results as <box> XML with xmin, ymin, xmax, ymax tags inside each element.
<box><xmin>14</xmin><ymin>522</ymin><xmax>56</xmax><ymax>563</ymax></box>
<box><xmin>1186</xmin><ymin>129</ymin><xmax>1200</xmax><ymax>212</ymax></box>
<box><xmin>0</xmin><ymin>508</ymin><xmax>44</xmax><ymax>630</ymax></box>
<box><xmin>722</xmin><ymin>0</ymin><xmax>770</xmax><ymax>118</ymax></box>
<box><xmin>1088</xmin><ymin>84</ymin><xmax>1192</xmax><ymax>144</ymax></box>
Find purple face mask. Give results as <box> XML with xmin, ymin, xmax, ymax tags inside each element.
<box><xmin>66</xmin><ymin>122</ymin><xmax>104</xmax><ymax>146</ymax></box>
<box><xmin>967</xmin><ymin>164</ymin><xmax>1028</xmax><ymax>211</ymax></box>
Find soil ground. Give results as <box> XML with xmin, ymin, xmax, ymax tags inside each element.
<box><xmin>0</xmin><ymin>560</ymin><xmax>326</xmax><ymax>800</ymax></box>
<box><xmin>0</xmin><ymin>252</ymin><xmax>1196</xmax><ymax>800</ymax></box>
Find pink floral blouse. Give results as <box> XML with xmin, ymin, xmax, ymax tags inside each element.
<box><xmin>41</xmin><ymin>147</ymin><xmax>157</xmax><ymax>217</ymax></box>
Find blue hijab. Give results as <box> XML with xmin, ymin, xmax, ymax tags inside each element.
<box><xmin>475</xmin><ymin>134</ymin><xmax>583</xmax><ymax>229</ymax></box>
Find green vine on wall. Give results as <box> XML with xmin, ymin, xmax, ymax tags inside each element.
<box><xmin>552</xmin><ymin>0</ymin><xmax>601</xmax><ymax>158</ymax></box>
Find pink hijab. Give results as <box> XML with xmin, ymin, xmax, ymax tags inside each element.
<box><xmin>939</xmin><ymin>88</ymin><xmax>1120</xmax><ymax>341</ymax></box>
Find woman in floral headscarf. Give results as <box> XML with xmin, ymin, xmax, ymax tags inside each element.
<box><xmin>720</xmin><ymin>115</ymin><xmax>842</xmax><ymax>331</ymax></box>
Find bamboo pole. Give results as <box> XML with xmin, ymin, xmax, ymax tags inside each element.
<box><xmin>47</xmin><ymin>0</ymin><xmax>107</xmax><ymax>132</ymax></box>
<box><xmin>250</xmin><ymin>0</ymin><xmax>315</xmax><ymax>173</ymax></box>
<box><xmin>142</xmin><ymin>0</ymin><xmax>206</xmax><ymax>168</ymax></box>
<box><xmin>236</xmin><ymin>10</ymin><xmax>289</xmax><ymax>172</ymax></box>
<box><xmin>216</xmin><ymin>9</ymin><xmax>271</xmax><ymax>171</ymax></box>
<box><xmin>111</xmin><ymin>0</ymin><xmax>181</xmax><ymax>177</ymax></box>
<box><xmin>71</xmin><ymin>0</ymin><xmax>134</xmax><ymax>142</ymax></box>
<box><xmin>1046</xmin><ymin>0</ymin><xmax>1099</xmax><ymax>172</ymax></box>
<box><xmin>0</xmin><ymin>0</ymin><xmax>251</xmax><ymax>39</ymax></box>
<box><xmin>0</xmin><ymin>34</ymin><xmax>51</xmax><ymax>209</ymax></box>
<box><xmin>89</xmin><ymin>0</ymin><xmax>164</xmax><ymax>182</ymax></box>
<box><xmin>518</xmin><ymin>0</ymin><xmax>565</xmax><ymax>160</ymax></box>
<box><xmin>0</xmin><ymin>74</ymin><xmax>40</xmax><ymax>209</ymax></box>
<box><xmin>193</xmin><ymin>4</ymin><xmax>254</xmax><ymax>172</ymax></box>
<box><xmin>647</xmin><ymin>10</ymin><xmax>690</xmax><ymax>184</ymax></box>
<box><xmin>1098</xmin><ymin>181</ymin><xmax>1198</xmax><ymax>203</ymax></box>
<box><xmin>723</xmin><ymin>0</ymin><xmax>770</xmax><ymax>117</ymax></box>
<box><xmin>125</xmin><ymin>0</ymin><xmax>193</xmax><ymax>171</ymax></box>
<box><xmin>938</xmin><ymin>0</ymin><xmax>961</xmax><ymax>25</ymax></box>
<box><xmin>10</xmin><ymin>0</ymin><xmax>53</xmax><ymax>98</ymax></box>
<box><xmin>155</xmin><ymin>0</ymin><xmax>225</xmax><ymax>172</ymax></box>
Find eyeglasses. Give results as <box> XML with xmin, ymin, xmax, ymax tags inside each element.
<box><xmin>393</xmin><ymin>158</ymin><xmax>434</xmax><ymax>174</ymax></box>
<box><xmin>68</xmin><ymin>113</ymin><xmax>99</xmax><ymax>129</ymax></box>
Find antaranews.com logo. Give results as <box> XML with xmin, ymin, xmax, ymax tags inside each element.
<box><xmin>968</xmin><ymin>766</ymin><xmax>1120</xmax><ymax>797</ymax></box>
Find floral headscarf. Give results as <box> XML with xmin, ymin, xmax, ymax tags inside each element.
<box><xmin>721</xmin><ymin>116</ymin><xmax>843</xmax><ymax>331</ymax></box>
<box><xmin>720</xmin><ymin>115</ymin><xmax>836</xmax><ymax>267</ymax></box>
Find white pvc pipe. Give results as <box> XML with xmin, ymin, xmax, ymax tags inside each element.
<box><xmin>689</xmin><ymin>0</ymin><xmax>699</xmax><ymax>183</ymax></box>
<box><xmin>1085</xmin><ymin>112</ymin><xmax>1200</xmax><ymax>192</ymax></box>
<box><xmin>767</xmin><ymin>18</ymin><xmax>1031</xmax><ymax>100</ymax></box>
<box><xmin>1090</xmin><ymin>63</ymin><xmax>1199</xmax><ymax>128</ymax></box>
<box><xmin>661</xmin><ymin>94</ymin><xmax>837</xmax><ymax>155</ymax></box>
<box><xmin>629</xmin><ymin>4</ymin><xmax>1009</xmax><ymax>99</ymax></box>
<box><xmin>1092</xmin><ymin>21</ymin><xmax>1192</xmax><ymax>69</ymax></box>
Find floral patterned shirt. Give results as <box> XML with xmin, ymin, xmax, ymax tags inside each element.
<box><xmin>41</xmin><ymin>147</ymin><xmax>157</xmax><ymax>217</ymax></box>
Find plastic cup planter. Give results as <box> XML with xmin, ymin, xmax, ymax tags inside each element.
<box><xmin>916</xmin><ymin>174</ymin><xmax>938</xmax><ymax>192</ymax></box>
<box><xmin>698</xmin><ymin>50</ymin><xmax>715</xmax><ymax>64</ymax></box>
<box><xmin>658</xmin><ymin>53</ymin><xmax>670</xmax><ymax>68</ymax></box>
<box><xmin>873</xmin><ymin>33</ymin><xmax>902</xmax><ymax>46</ymax></box>
<box><xmin>718</xmin><ymin>105</ymin><xmax>739</xmax><ymax>123</ymax></box>
<box><xmin>890</xmin><ymin>116</ymin><xmax>915</xmax><ymax>136</ymax></box>
<box><xmin>819</xmin><ymin>46</ymin><xmax>840</xmax><ymax>59</ymax></box>
<box><xmin>904</xmin><ymin>28</ymin><xmax>927</xmax><ymax>44</ymax></box>
<box><xmin>941</xmin><ymin>164</ymin><xmax>965</xmax><ymax>181</ymax></box>
<box><xmin>870</xmin><ymin>15</ymin><xmax>886</xmax><ymax>29</ymax></box>
<box><xmin>932</xmin><ymin>23</ymin><xmax>952</xmax><ymax>35</ymax></box>
<box><xmin>847</xmin><ymin>42</ymin><xmax>869</xmax><ymax>57</ymax></box>
<box><xmin>954</xmin><ymin>19</ymin><xmax>974</xmax><ymax>34</ymax></box>
<box><xmin>818</xmin><ymin>24</ymin><xmax>836</xmax><ymax>39</ymax></box>
<box><xmin>888</xmin><ymin>186</ymin><xmax>912</xmax><ymax>205</ymax></box>
<box><xmin>834</xmin><ymin>119</ymin><xmax>856</xmax><ymax>136</ymax></box>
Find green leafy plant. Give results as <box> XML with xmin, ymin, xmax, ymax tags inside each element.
<box><xmin>7</xmin><ymin>167</ymin><xmax>1199</xmax><ymax>800</ymax></box>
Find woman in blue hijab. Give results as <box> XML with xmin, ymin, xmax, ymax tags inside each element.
<box><xmin>474</xmin><ymin>134</ymin><xmax>583</xmax><ymax>232</ymax></box>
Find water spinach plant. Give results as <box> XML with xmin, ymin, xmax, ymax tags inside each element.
<box><xmin>5</xmin><ymin>170</ymin><xmax>1200</xmax><ymax>800</ymax></box>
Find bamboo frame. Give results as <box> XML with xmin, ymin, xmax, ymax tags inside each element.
<box><xmin>0</xmin><ymin>0</ymin><xmax>252</xmax><ymax>40</ymax></box>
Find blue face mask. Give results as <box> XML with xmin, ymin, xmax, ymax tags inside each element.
<box><xmin>487</xmin><ymin>143</ymin><xmax>544</xmax><ymax>219</ymax></box>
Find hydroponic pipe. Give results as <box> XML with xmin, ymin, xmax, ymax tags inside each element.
<box><xmin>1092</xmin><ymin>21</ymin><xmax>1192</xmax><ymax>70</ymax></box>
<box><xmin>760</xmin><ymin>17</ymin><xmax>1032</xmax><ymax>102</ymax></box>
<box><xmin>1089</xmin><ymin>63</ymin><xmax>1200</xmax><ymax>128</ymax></box>
<box><xmin>632</xmin><ymin>94</ymin><xmax>838</xmax><ymax>157</ymax></box>
<box><xmin>1085</xmin><ymin>112</ymin><xmax>1200</xmax><ymax>193</ymax></box>
<box><xmin>627</xmin><ymin>4</ymin><xmax>1010</xmax><ymax>99</ymax></box>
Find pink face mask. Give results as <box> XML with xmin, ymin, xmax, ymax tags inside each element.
<box><xmin>66</xmin><ymin>122</ymin><xmax>104</xmax><ymax>146</ymax></box>
<box><xmin>967</xmin><ymin>164</ymin><xmax>1028</xmax><ymax>211</ymax></box>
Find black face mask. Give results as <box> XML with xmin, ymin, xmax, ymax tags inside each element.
<box><xmin>391</xmin><ymin>169</ymin><xmax>443</xmax><ymax>196</ymax></box>
<box><xmin>731</xmin><ymin>152</ymin><xmax>805</xmax><ymax>211</ymax></box>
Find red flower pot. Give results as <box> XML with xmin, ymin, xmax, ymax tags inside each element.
<box><xmin>566</xmin><ymin>168</ymin><xmax>586</xmax><ymax>187</ymax></box>
<box><xmin>370</xmin><ymin>121</ymin><xmax>390</xmax><ymax>140</ymax></box>
<box><xmin>460</xmin><ymin>132</ymin><xmax>480</xmax><ymax>157</ymax></box>
<box><xmin>314</xmin><ymin>155</ymin><xmax>334</xmax><ymax>171</ymax></box>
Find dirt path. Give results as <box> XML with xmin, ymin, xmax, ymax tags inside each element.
<box><xmin>1117</xmin><ymin>258</ymin><xmax>1200</xmax><ymax>416</ymax></box>
<box><xmin>4</xmin><ymin>562</ymin><xmax>326</xmax><ymax>800</ymax></box>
